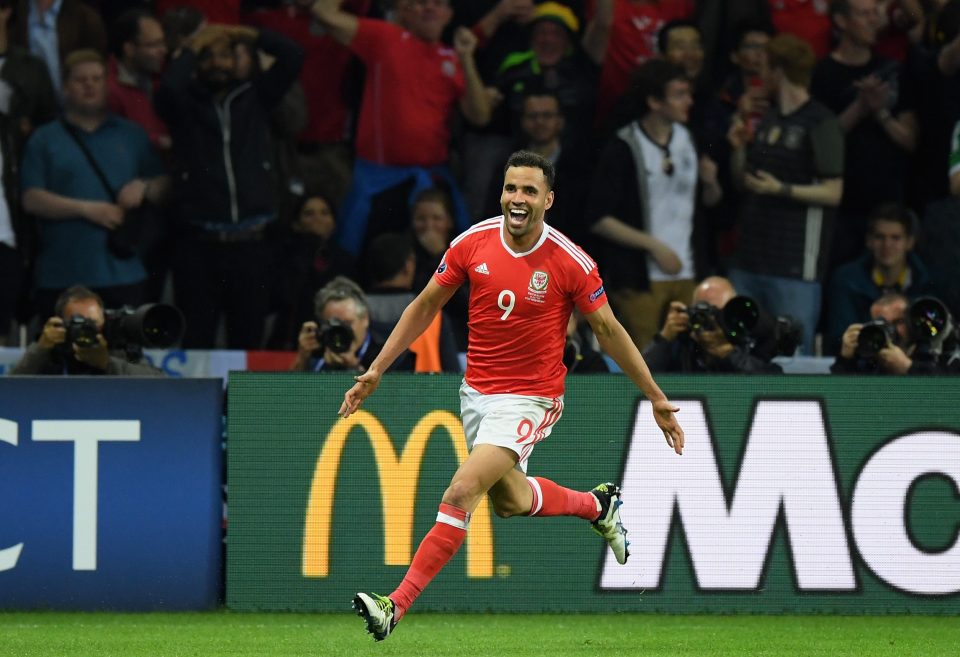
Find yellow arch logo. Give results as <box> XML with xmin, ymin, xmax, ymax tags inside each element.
<box><xmin>302</xmin><ymin>410</ymin><xmax>494</xmax><ymax>578</ymax></box>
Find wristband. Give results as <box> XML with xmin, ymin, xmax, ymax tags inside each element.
<box><xmin>780</xmin><ymin>182</ymin><xmax>793</xmax><ymax>198</ymax></box>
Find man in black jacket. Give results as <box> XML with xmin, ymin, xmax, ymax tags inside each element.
<box><xmin>155</xmin><ymin>23</ymin><xmax>303</xmax><ymax>349</ymax></box>
<box><xmin>642</xmin><ymin>275</ymin><xmax>782</xmax><ymax>374</ymax></box>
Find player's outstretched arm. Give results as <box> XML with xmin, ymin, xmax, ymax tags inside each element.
<box><xmin>584</xmin><ymin>303</ymin><xmax>684</xmax><ymax>455</ymax></box>
<box><xmin>338</xmin><ymin>278</ymin><xmax>457</xmax><ymax>418</ymax></box>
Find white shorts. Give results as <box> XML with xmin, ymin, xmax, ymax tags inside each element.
<box><xmin>459</xmin><ymin>381</ymin><xmax>564</xmax><ymax>473</ymax></box>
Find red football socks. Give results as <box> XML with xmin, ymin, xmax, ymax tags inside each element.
<box><xmin>526</xmin><ymin>476</ymin><xmax>600</xmax><ymax>520</ymax></box>
<box><xmin>390</xmin><ymin>503</ymin><xmax>468</xmax><ymax>621</ymax></box>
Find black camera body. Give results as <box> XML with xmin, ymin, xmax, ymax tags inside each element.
<box><xmin>64</xmin><ymin>315</ymin><xmax>99</xmax><ymax>349</ymax></box>
<box><xmin>687</xmin><ymin>301</ymin><xmax>722</xmax><ymax>334</ymax></box>
<box><xmin>857</xmin><ymin>318</ymin><xmax>896</xmax><ymax>359</ymax></box>
<box><xmin>314</xmin><ymin>318</ymin><xmax>355</xmax><ymax>355</ymax></box>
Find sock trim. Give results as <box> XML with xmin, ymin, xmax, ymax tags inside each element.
<box><xmin>436</xmin><ymin>502</ymin><xmax>470</xmax><ymax>530</ymax></box>
<box><xmin>526</xmin><ymin>476</ymin><xmax>544</xmax><ymax>516</ymax></box>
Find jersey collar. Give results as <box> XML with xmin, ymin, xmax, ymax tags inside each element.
<box><xmin>499</xmin><ymin>216</ymin><xmax>551</xmax><ymax>258</ymax></box>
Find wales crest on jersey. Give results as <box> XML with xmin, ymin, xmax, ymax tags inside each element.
<box><xmin>529</xmin><ymin>270</ymin><xmax>549</xmax><ymax>292</ymax></box>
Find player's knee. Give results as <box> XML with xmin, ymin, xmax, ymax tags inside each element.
<box><xmin>442</xmin><ymin>479</ymin><xmax>483</xmax><ymax>509</ymax></box>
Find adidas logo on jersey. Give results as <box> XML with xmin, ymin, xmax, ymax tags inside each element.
<box><xmin>474</xmin><ymin>262</ymin><xmax>490</xmax><ymax>275</ymax></box>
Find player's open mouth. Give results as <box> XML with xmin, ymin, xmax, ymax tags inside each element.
<box><xmin>508</xmin><ymin>208</ymin><xmax>529</xmax><ymax>221</ymax></box>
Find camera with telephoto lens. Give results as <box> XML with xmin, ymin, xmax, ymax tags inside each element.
<box><xmin>857</xmin><ymin>318</ymin><xmax>896</xmax><ymax>359</ymax></box>
<box><xmin>686</xmin><ymin>295</ymin><xmax>761</xmax><ymax>346</ymax></box>
<box><xmin>314</xmin><ymin>318</ymin><xmax>355</xmax><ymax>355</ymax></box>
<box><xmin>62</xmin><ymin>303</ymin><xmax>184</xmax><ymax>361</ymax></box>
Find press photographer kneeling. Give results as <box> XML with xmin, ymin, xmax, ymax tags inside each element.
<box><xmin>10</xmin><ymin>286</ymin><xmax>182</xmax><ymax>376</ymax></box>
<box><xmin>642</xmin><ymin>276</ymin><xmax>792</xmax><ymax>373</ymax></box>
<box><xmin>831</xmin><ymin>293</ymin><xmax>960</xmax><ymax>375</ymax></box>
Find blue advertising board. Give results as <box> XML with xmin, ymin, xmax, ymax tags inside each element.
<box><xmin>0</xmin><ymin>378</ymin><xmax>223</xmax><ymax>610</ymax></box>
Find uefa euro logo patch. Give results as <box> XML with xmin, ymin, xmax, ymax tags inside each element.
<box><xmin>529</xmin><ymin>270</ymin><xmax>549</xmax><ymax>292</ymax></box>
<box><xmin>437</xmin><ymin>262</ymin><xmax>447</xmax><ymax>274</ymax></box>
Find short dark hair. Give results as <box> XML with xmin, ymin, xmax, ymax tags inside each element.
<box><xmin>631</xmin><ymin>58</ymin><xmax>687</xmax><ymax>117</ymax></box>
<box><xmin>731</xmin><ymin>18</ymin><xmax>775</xmax><ymax>51</ymax></box>
<box><xmin>366</xmin><ymin>232</ymin><xmax>415</xmax><ymax>285</ymax></box>
<box><xmin>110</xmin><ymin>8</ymin><xmax>154</xmax><ymax>59</ymax></box>
<box><xmin>294</xmin><ymin>191</ymin><xmax>337</xmax><ymax>224</ymax></box>
<box><xmin>411</xmin><ymin>186</ymin><xmax>453</xmax><ymax>217</ymax></box>
<box><xmin>503</xmin><ymin>150</ymin><xmax>556</xmax><ymax>190</ymax></box>
<box><xmin>657</xmin><ymin>18</ymin><xmax>700</xmax><ymax>55</ymax></box>
<box><xmin>521</xmin><ymin>89</ymin><xmax>562</xmax><ymax>112</ymax></box>
<box><xmin>868</xmin><ymin>203</ymin><xmax>919</xmax><ymax>238</ymax></box>
<box><xmin>54</xmin><ymin>286</ymin><xmax>103</xmax><ymax>318</ymax></box>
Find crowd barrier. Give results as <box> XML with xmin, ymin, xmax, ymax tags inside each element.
<box><xmin>227</xmin><ymin>373</ymin><xmax>960</xmax><ymax>614</ymax></box>
<box><xmin>0</xmin><ymin>347</ymin><xmax>834</xmax><ymax>378</ymax></box>
<box><xmin>0</xmin><ymin>378</ymin><xmax>223</xmax><ymax>610</ymax></box>
<box><xmin>0</xmin><ymin>347</ymin><xmax>296</xmax><ymax>379</ymax></box>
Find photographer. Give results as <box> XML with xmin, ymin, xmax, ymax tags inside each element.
<box><xmin>832</xmin><ymin>293</ymin><xmax>960</xmax><ymax>375</ymax></box>
<box><xmin>642</xmin><ymin>276</ymin><xmax>783</xmax><ymax>374</ymax></box>
<box><xmin>10</xmin><ymin>286</ymin><xmax>165</xmax><ymax>376</ymax></box>
<box><xmin>291</xmin><ymin>276</ymin><xmax>412</xmax><ymax>373</ymax></box>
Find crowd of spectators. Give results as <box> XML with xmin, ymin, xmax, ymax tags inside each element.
<box><xmin>3</xmin><ymin>0</ymin><xmax>960</xmax><ymax>375</ymax></box>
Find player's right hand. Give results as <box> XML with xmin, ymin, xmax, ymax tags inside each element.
<box><xmin>338</xmin><ymin>369</ymin><xmax>382</xmax><ymax>418</ymax></box>
<box><xmin>652</xmin><ymin>399</ymin><xmax>684</xmax><ymax>456</ymax></box>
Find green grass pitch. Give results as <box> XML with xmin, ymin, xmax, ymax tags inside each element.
<box><xmin>2</xmin><ymin>611</ymin><xmax>958</xmax><ymax>657</ymax></box>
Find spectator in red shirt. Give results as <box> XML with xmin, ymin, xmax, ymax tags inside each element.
<box><xmin>767</xmin><ymin>0</ymin><xmax>833</xmax><ymax>58</ymax></box>
<box><xmin>107</xmin><ymin>8</ymin><xmax>170</xmax><ymax>153</ymax></box>
<box><xmin>246</xmin><ymin>0</ymin><xmax>370</xmax><ymax>204</ymax></box>
<box><xmin>312</xmin><ymin>0</ymin><xmax>492</xmax><ymax>256</ymax></box>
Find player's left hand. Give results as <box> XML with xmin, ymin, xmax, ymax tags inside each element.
<box><xmin>652</xmin><ymin>399</ymin><xmax>683</xmax><ymax>455</ymax></box>
<box><xmin>338</xmin><ymin>368</ymin><xmax>382</xmax><ymax>418</ymax></box>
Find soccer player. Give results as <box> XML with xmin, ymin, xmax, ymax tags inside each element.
<box><xmin>340</xmin><ymin>150</ymin><xmax>684</xmax><ymax>641</ymax></box>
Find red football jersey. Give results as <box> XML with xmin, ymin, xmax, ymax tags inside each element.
<box><xmin>435</xmin><ymin>217</ymin><xmax>607</xmax><ymax>397</ymax></box>
<box><xmin>350</xmin><ymin>20</ymin><xmax>466</xmax><ymax>166</ymax></box>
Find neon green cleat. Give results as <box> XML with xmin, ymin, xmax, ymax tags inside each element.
<box><xmin>352</xmin><ymin>592</ymin><xmax>397</xmax><ymax>641</ymax></box>
<box><xmin>590</xmin><ymin>482</ymin><xmax>630</xmax><ymax>564</ymax></box>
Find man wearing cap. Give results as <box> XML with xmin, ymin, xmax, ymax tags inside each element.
<box><xmin>461</xmin><ymin>1</ymin><xmax>603</xmax><ymax>219</ymax></box>
<box><xmin>495</xmin><ymin>1</ymin><xmax>599</xmax><ymax>154</ymax></box>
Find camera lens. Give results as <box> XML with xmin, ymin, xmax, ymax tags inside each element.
<box><xmin>721</xmin><ymin>296</ymin><xmax>760</xmax><ymax>343</ymax></box>
<box><xmin>909</xmin><ymin>297</ymin><xmax>948</xmax><ymax>340</ymax></box>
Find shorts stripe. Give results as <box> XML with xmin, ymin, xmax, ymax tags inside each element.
<box><xmin>531</xmin><ymin>398</ymin><xmax>564</xmax><ymax>445</ymax></box>
<box><xmin>526</xmin><ymin>477</ymin><xmax>544</xmax><ymax>516</ymax></box>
